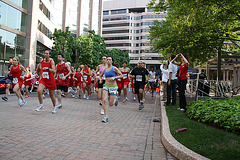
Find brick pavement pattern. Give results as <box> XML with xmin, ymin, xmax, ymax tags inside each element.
<box><xmin>0</xmin><ymin>92</ymin><xmax>176</xmax><ymax>160</ymax></box>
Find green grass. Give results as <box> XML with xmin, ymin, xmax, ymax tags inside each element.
<box><xmin>165</xmin><ymin>104</ymin><xmax>240</xmax><ymax>160</ymax></box>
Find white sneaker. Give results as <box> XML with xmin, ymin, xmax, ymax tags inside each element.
<box><xmin>36</xmin><ymin>104</ymin><xmax>44</xmax><ymax>111</ymax></box>
<box><xmin>101</xmin><ymin>108</ymin><xmax>104</xmax><ymax>115</ymax></box>
<box><xmin>123</xmin><ymin>97</ymin><xmax>128</xmax><ymax>103</ymax></box>
<box><xmin>133</xmin><ymin>97</ymin><xmax>136</xmax><ymax>101</ymax></box>
<box><xmin>83</xmin><ymin>94</ymin><xmax>86</xmax><ymax>99</ymax></box>
<box><xmin>20</xmin><ymin>100</ymin><xmax>27</xmax><ymax>107</ymax></box>
<box><xmin>52</xmin><ymin>106</ymin><xmax>58</xmax><ymax>114</ymax></box>
<box><xmin>86</xmin><ymin>96</ymin><xmax>90</xmax><ymax>100</ymax></box>
<box><xmin>43</xmin><ymin>95</ymin><xmax>45</xmax><ymax>99</ymax></box>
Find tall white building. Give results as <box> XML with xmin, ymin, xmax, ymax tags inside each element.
<box><xmin>0</xmin><ymin>0</ymin><xmax>103</xmax><ymax>74</ymax></box>
<box><xmin>103</xmin><ymin>0</ymin><xmax>166</xmax><ymax>66</ymax></box>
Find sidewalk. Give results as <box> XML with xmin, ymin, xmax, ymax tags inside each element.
<box><xmin>0</xmin><ymin>92</ymin><xmax>176</xmax><ymax>160</ymax></box>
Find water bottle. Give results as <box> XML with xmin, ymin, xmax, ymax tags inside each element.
<box><xmin>174</xmin><ymin>128</ymin><xmax>187</xmax><ymax>134</ymax></box>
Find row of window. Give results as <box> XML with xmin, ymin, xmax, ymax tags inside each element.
<box><xmin>103</xmin><ymin>8</ymin><xmax>155</xmax><ymax>15</ymax></box>
<box><xmin>103</xmin><ymin>29</ymin><xmax>150</xmax><ymax>34</ymax></box>
<box><xmin>103</xmin><ymin>22</ymin><xmax>153</xmax><ymax>28</ymax></box>
<box><xmin>104</xmin><ymin>36</ymin><xmax>149</xmax><ymax>41</ymax></box>
<box><xmin>103</xmin><ymin>16</ymin><xmax>130</xmax><ymax>21</ymax></box>
<box><xmin>39</xmin><ymin>0</ymin><xmax>53</xmax><ymax>22</ymax></box>
<box><xmin>106</xmin><ymin>43</ymin><xmax>149</xmax><ymax>47</ymax></box>
<box><xmin>129</xmin><ymin>50</ymin><xmax>155</xmax><ymax>53</ymax></box>
<box><xmin>130</xmin><ymin>57</ymin><xmax>161</xmax><ymax>60</ymax></box>
<box><xmin>38</xmin><ymin>20</ymin><xmax>52</xmax><ymax>38</ymax></box>
<box><xmin>103</xmin><ymin>14</ymin><xmax>166</xmax><ymax>21</ymax></box>
<box><xmin>132</xmin><ymin>15</ymin><xmax>166</xmax><ymax>20</ymax></box>
<box><xmin>103</xmin><ymin>23</ymin><xmax>129</xmax><ymax>28</ymax></box>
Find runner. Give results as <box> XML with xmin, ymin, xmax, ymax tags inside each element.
<box><xmin>55</xmin><ymin>54</ymin><xmax>72</xmax><ymax>109</ymax></box>
<box><xmin>73</xmin><ymin>67</ymin><xmax>83</xmax><ymax>98</ymax></box>
<box><xmin>29</xmin><ymin>70</ymin><xmax>38</xmax><ymax>93</ymax></box>
<box><xmin>120</xmin><ymin>61</ymin><xmax>130</xmax><ymax>103</ymax></box>
<box><xmin>4</xmin><ymin>57</ymin><xmax>27</xmax><ymax>106</ymax></box>
<box><xmin>115</xmin><ymin>64</ymin><xmax>123</xmax><ymax>98</ymax></box>
<box><xmin>2</xmin><ymin>57</ymin><xmax>13</xmax><ymax>101</ymax></box>
<box><xmin>22</xmin><ymin>66</ymin><xmax>32</xmax><ymax>98</ymax></box>
<box><xmin>95</xmin><ymin>56</ymin><xmax>107</xmax><ymax>114</ymax></box>
<box><xmin>130</xmin><ymin>61</ymin><xmax>150</xmax><ymax>110</ymax></box>
<box><xmin>35</xmin><ymin>50</ymin><xmax>57</xmax><ymax>113</ymax></box>
<box><xmin>66</xmin><ymin>62</ymin><xmax>75</xmax><ymax>98</ymax></box>
<box><xmin>129</xmin><ymin>71</ymin><xmax>137</xmax><ymax>101</ymax></box>
<box><xmin>82</xmin><ymin>63</ymin><xmax>91</xmax><ymax>100</ymax></box>
<box><xmin>149</xmin><ymin>67</ymin><xmax>156</xmax><ymax>97</ymax></box>
<box><xmin>99</xmin><ymin>56</ymin><xmax>123</xmax><ymax>123</ymax></box>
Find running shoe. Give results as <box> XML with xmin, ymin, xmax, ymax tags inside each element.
<box><xmin>75</xmin><ymin>96</ymin><xmax>81</xmax><ymax>99</ymax></box>
<box><xmin>29</xmin><ymin>91</ymin><xmax>32</xmax><ymax>94</ymax></box>
<box><xmin>36</xmin><ymin>104</ymin><xmax>44</xmax><ymax>111</ymax></box>
<box><xmin>102</xmin><ymin>116</ymin><xmax>108</xmax><ymax>123</ymax></box>
<box><xmin>139</xmin><ymin>102</ymin><xmax>144</xmax><ymax>110</ymax></box>
<box><xmin>71</xmin><ymin>94</ymin><xmax>75</xmax><ymax>98</ymax></box>
<box><xmin>123</xmin><ymin>97</ymin><xmax>128</xmax><ymax>103</ymax></box>
<box><xmin>101</xmin><ymin>108</ymin><xmax>104</xmax><ymax>115</ymax></box>
<box><xmin>99</xmin><ymin>101</ymin><xmax>102</xmax><ymax>106</ymax></box>
<box><xmin>20</xmin><ymin>100</ymin><xmax>27</xmax><ymax>107</ymax></box>
<box><xmin>83</xmin><ymin>94</ymin><xmax>86</xmax><ymax>99</ymax></box>
<box><xmin>43</xmin><ymin>95</ymin><xmax>45</xmax><ymax>99</ymax></box>
<box><xmin>133</xmin><ymin>97</ymin><xmax>136</xmax><ymax>101</ymax></box>
<box><xmin>2</xmin><ymin>97</ymin><xmax>8</xmax><ymax>101</ymax></box>
<box><xmin>18</xmin><ymin>100</ymin><xmax>22</xmax><ymax>105</ymax></box>
<box><xmin>115</xmin><ymin>96</ymin><xmax>118</xmax><ymax>106</ymax></box>
<box><xmin>61</xmin><ymin>94</ymin><xmax>66</xmax><ymax>97</ymax></box>
<box><xmin>25</xmin><ymin>95</ymin><xmax>29</xmax><ymax>98</ymax></box>
<box><xmin>57</xmin><ymin>104</ymin><xmax>63</xmax><ymax>109</ymax></box>
<box><xmin>52</xmin><ymin>106</ymin><xmax>58</xmax><ymax>114</ymax></box>
<box><xmin>86</xmin><ymin>96</ymin><xmax>90</xmax><ymax>100</ymax></box>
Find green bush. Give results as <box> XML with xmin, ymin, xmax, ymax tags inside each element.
<box><xmin>187</xmin><ymin>96</ymin><xmax>240</xmax><ymax>134</ymax></box>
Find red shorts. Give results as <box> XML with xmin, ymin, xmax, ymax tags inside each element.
<box><xmin>76</xmin><ymin>82</ymin><xmax>81</xmax><ymax>87</ymax></box>
<box><xmin>123</xmin><ymin>81</ymin><xmax>129</xmax><ymax>86</ymax></box>
<box><xmin>117</xmin><ymin>80</ymin><xmax>123</xmax><ymax>90</ymax></box>
<box><xmin>13</xmin><ymin>78</ymin><xmax>23</xmax><ymax>88</ymax></box>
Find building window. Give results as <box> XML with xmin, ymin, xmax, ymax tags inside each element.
<box><xmin>38</xmin><ymin>20</ymin><xmax>52</xmax><ymax>38</ymax></box>
<box><xmin>141</xmin><ymin>29</ymin><xmax>150</xmax><ymax>32</ymax></box>
<box><xmin>0</xmin><ymin>2</ymin><xmax>27</xmax><ymax>33</ymax></box>
<box><xmin>103</xmin><ymin>11</ymin><xmax>109</xmax><ymax>15</ymax></box>
<box><xmin>103</xmin><ymin>16</ymin><xmax>130</xmax><ymax>21</ymax></box>
<box><xmin>106</xmin><ymin>43</ymin><xmax>131</xmax><ymax>47</ymax></box>
<box><xmin>8</xmin><ymin>0</ymin><xmax>28</xmax><ymax>9</ymax></box>
<box><xmin>104</xmin><ymin>36</ymin><xmax>129</xmax><ymax>40</ymax></box>
<box><xmin>102</xmin><ymin>30</ymin><xmax>129</xmax><ymax>34</ymax></box>
<box><xmin>103</xmin><ymin>23</ymin><xmax>129</xmax><ymax>28</ymax></box>
<box><xmin>111</xmin><ymin>9</ymin><xmax>126</xmax><ymax>15</ymax></box>
<box><xmin>131</xmin><ymin>16</ymin><xmax>141</xmax><ymax>20</ymax></box>
<box><xmin>142</xmin><ymin>14</ymin><xmax>166</xmax><ymax>19</ymax></box>
<box><xmin>39</xmin><ymin>0</ymin><xmax>53</xmax><ymax>22</ymax></box>
<box><xmin>131</xmin><ymin>23</ymin><xmax>141</xmax><ymax>27</ymax></box>
<box><xmin>142</xmin><ymin>22</ymin><xmax>153</xmax><ymax>26</ymax></box>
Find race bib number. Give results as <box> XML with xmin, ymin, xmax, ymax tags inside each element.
<box><xmin>83</xmin><ymin>75</ymin><xmax>87</xmax><ymax>80</ymax></box>
<box><xmin>117</xmin><ymin>78</ymin><xmax>121</xmax><ymax>81</ymax></box>
<box><xmin>109</xmin><ymin>87</ymin><xmax>117</xmax><ymax>95</ymax></box>
<box><xmin>13</xmin><ymin>78</ymin><xmax>18</xmax><ymax>84</ymax></box>
<box><xmin>59</xmin><ymin>73</ymin><xmax>64</xmax><ymax>79</ymax></box>
<box><xmin>43</xmin><ymin>72</ymin><xmax>49</xmax><ymax>79</ymax></box>
<box><xmin>32</xmin><ymin>75</ymin><xmax>35</xmax><ymax>78</ymax></box>
<box><xmin>123</xmin><ymin>74</ymin><xmax>127</xmax><ymax>79</ymax></box>
<box><xmin>81</xmin><ymin>77</ymin><xmax>83</xmax><ymax>81</ymax></box>
<box><xmin>136</xmin><ymin>75</ymin><xmax>142</xmax><ymax>82</ymax></box>
<box><xmin>102</xmin><ymin>74</ymin><xmax>106</xmax><ymax>80</ymax></box>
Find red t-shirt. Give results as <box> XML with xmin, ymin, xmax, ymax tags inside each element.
<box><xmin>178</xmin><ymin>63</ymin><xmax>189</xmax><ymax>80</ymax></box>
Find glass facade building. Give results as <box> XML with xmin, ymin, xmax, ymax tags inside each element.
<box><xmin>0</xmin><ymin>0</ymin><xmax>103</xmax><ymax>75</ymax></box>
<box><xmin>0</xmin><ymin>0</ymin><xmax>27</xmax><ymax>75</ymax></box>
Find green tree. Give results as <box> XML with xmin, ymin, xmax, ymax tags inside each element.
<box><xmin>148</xmin><ymin>0</ymin><xmax>240</xmax><ymax>64</ymax></box>
<box><xmin>106</xmin><ymin>48</ymin><xmax>130</xmax><ymax>67</ymax></box>
<box><xmin>52</xmin><ymin>27</ymin><xmax>75</xmax><ymax>63</ymax></box>
<box><xmin>75</xmin><ymin>35</ymin><xmax>93</xmax><ymax>67</ymax></box>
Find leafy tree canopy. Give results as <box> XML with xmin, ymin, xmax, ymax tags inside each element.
<box><xmin>52</xmin><ymin>29</ymin><xmax>130</xmax><ymax>69</ymax></box>
<box><xmin>148</xmin><ymin>0</ymin><xmax>240</xmax><ymax>64</ymax></box>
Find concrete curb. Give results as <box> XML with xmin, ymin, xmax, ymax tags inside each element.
<box><xmin>160</xmin><ymin>100</ymin><xmax>210</xmax><ymax>160</ymax></box>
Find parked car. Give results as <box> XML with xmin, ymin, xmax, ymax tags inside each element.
<box><xmin>0</xmin><ymin>76</ymin><xmax>13</xmax><ymax>94</ymax></box>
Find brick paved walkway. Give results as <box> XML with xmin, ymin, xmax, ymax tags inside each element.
<box><xmin>0</xmin><ymin>92</ymin><xmax>176</xmax><ymax>160</ymax></box>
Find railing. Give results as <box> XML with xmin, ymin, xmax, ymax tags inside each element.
<box><xmin>186</xmin><ymin>79</ymin><xmax>240</xmax><ymax>100</ymax></box>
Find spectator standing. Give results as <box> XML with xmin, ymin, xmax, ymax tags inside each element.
<box><xmin>167</xmin><ymin>55</ymin><xmax>178</xmax><ymax>105</ymax></box>
<box><xmin>171</xmin><ymin>53</ymin><xmax>189</xmax><ymax>111</ymax></box>
<box><xmin>160</xmin><ymin>64</ymin><xmax>169</xmax><ymax>101</ymax></box>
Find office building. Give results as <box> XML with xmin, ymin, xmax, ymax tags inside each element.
<box><xmin>0</xmin><ymin>0</ymin><xmax>103</xmax><ymax>75</ymax></box>
<box><xmin>103</xmin><ymin>0</ymin><xmax>166</xmax><ymax>67</ymax></box>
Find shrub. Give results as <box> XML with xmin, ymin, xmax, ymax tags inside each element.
<box><xmin>187</xmin><ymin>96</ymin><xmax>240</xmax><ymax>134</ymax></box>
